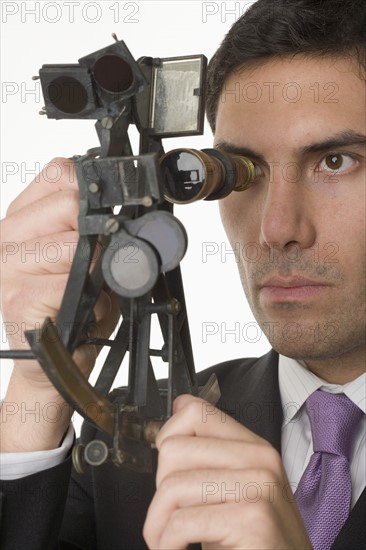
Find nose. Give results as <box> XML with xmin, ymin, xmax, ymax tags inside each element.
<box><xmin>259</xmin><ymin>173</ymin><xmax>316</xmax><ymax>254</ymax></box>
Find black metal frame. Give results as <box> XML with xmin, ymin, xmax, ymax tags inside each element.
<box><xmin>0</xmin><ymin>37</ymin><xmax>221</xmax><ymax>473</ymax></box>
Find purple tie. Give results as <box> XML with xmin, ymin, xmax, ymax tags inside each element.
<box><xmin>295</xmin><ymin>390</ymin><xmax>363</xmax><ymax>550</ymax></box>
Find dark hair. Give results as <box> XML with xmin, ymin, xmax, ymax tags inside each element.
<box><xmin>206</xmin><ymin>0</ymin><xmax>366</xmax><ymax>132</ymax></box>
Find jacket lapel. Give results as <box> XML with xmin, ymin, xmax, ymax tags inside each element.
<box><xmin>216</xmin><ymin>349</ymin><xmax>282</xmax><ymax>452</ymax></box>
<box><xmin>333</xmin><ymin>486</ymin><xmax>366</xmax><ymax>549</ymax></box>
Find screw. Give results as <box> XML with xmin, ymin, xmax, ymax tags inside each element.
<box><xmin>142</xmin><ymin>195</ymin><xmax>153</xmax><ymax>207</ymax></box>
<box><xmin>105</xmin><ymin>218</ymin><xmax>119</xmax><ymax>234</ymax></box>
<box><xmin>101</xmin><ymin>116</ymin><xmax>114</xmax><ymax>129</ymax></box>
<box><xmin>167</xmin><ymin>298</ymin><xmax>181</xmax><ymax>315</ymax></box>
<box><xmin>88</xmin><ymin>182</ymin><xmax>99</xmax><ymax>194</ymax></box>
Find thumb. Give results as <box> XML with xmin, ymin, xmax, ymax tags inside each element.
<box><xmin>172</xmin><ymin>394</ymin><xmax>205</xmax><ymax>414</ymax></box>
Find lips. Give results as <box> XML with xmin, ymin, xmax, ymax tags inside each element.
<box><xmin>258</xmin><ymin>276</ymin><xmax>330</xmax><ymax>302</ymax></box>
<box><xmin>261</xmin><ymin>276</ymin><xmax>329</xmax><ymax>287</ymax></box>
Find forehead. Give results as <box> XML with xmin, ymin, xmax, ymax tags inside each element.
<box><xmin>214</xmin><ymin>56</ymin><xmax>365</xmax><ymax>149</ymax></box>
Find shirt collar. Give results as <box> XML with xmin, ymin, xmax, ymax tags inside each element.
<box><xmin>278</xmin><ymin>354</ymin><xmax>366</xmax><ymax>426</ymax></box>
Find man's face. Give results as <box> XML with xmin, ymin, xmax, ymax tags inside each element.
<box><xmin>215</xmin><ymin>56</ymin><xmax>365</xmax><ymax>366</ymax></box>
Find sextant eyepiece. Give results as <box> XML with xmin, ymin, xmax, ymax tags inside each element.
<box><xmin>160</xmin><ymin>148</ymin><xmax>256</xmax><ymax>204</ymax></box>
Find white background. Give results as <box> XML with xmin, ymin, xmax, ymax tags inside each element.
<box><xmin>0</xmin><ymin>1</ymin><xmax>270</xmax><ymax>429</ymax></box>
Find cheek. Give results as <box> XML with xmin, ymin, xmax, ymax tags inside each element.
<box><xmin>339</xmin><ymin>226</ymin><xmax>366</xmax><ymax>281</ymax></box>
<box><xmin>322</xmin><ymin>196</ymin><xmax>366</xmax><ymax>266</ymax></box>
<box><xmin>219</xmin><ymin>196</ymin><xmax>240</xmax><ymax>244</ymax></box>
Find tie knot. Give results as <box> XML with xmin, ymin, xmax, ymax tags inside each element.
<box><xmin>305</xmin><ymin>390</ymin><xmax>363</xmax><ymax>458</ymax></box>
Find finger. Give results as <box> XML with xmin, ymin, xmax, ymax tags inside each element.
<box><xmin>1</xmin><ymin>189</ymin><xmax>79</xmax><ymax>242</ymax></box>
<box><xmin>3</xmin><ymin>273</ymin><xmax>118</xmax><ymax>367</ymax></box>
<box><xmin>156</xmin><ymin>395</ymin><xmax>266</xmax><ymax>449</ymax></box>
<box><xmin>154</xmin><ymin>501</ymin><xmax>310</xmax><ymax>550</ymax></box>
<box><xmin>146</xmin><ymin>467</ymin><xmax>286</xmax><ymax>548</ymax></box>
<box><xmin>6</xmin><ymin>158</ymin><xmax>77</xmax><ymax>216</ymax></box>
<box><xmin>20</xmin><ymin>273</ymin><xmax>72</xmax><ymax>323</ymax></box>
<box><xmin>145</xmin><ymin>499</ymin><xmax>279</xmax><ymax>550</ymax></box>
<box><xmin>1</xmin><ymin>272</ymin><xmax>70</xmax><ymax>353</ymax></box>
<box><xmin>1</xmin><ymin>231</ymin><xmax>79</xmax><ymax>275</ymax></box>
<box><xmin>86</xmin><ymin>289</ymin><xmax>120</xmax><ymax>336</ymax></box>
<box><xmin>156</xmin><ymin>435</ymin><xmax>279</xmax><ymax>488</ymax></box>
<box><xmin>3</xmin><ymin>269</ymin><xmax>114</xmax><ymax>331</ymax></box>
<box><xmin>71</xmin><ymin>290</ymin><xmax>121</xmax><ymax>372</ymax></box>
<box><xmin>172</xmin><ymin>393</ymin><xmax>199</xmax><ymax>413</ymax></box>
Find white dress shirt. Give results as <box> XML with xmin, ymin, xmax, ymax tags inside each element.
<box><xmin>0</xmin><ymin>423</ymin><xmax>74</xmax><ymax>480</ymax></box>
<box><xmin>1</xmin><ymin>354</ymin><xmax>365</xmax><ymax>511</ymax></box>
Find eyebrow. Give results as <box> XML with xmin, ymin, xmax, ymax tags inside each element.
<box><xmin>214</xmin><ymin>142</ymin><xmax>266</xmax><ymax>164</ymax></box>
<box><xmin>215</xmin><ymin>131</ymin><xmax>366</xmax><ymax>162</ymax></box>
<box><xmin>299</xmin><ymin>131</ymin><xmax>366</xmax><ymax>155</ymax></box>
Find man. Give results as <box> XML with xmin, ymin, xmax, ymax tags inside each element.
<box><xmin>0</xmin><ymin>0</ymin><xmax>365</xmax><ymax>548</ymax></box>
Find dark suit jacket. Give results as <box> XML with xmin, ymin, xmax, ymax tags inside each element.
<box><xmin>0</xmin><ymin>350</ymin><xmax>364</xmax><ymax>549</ymax></box>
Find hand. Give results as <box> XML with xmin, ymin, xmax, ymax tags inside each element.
<box><xmin>143</xmin><ymin>395</ymin><xmax>311</xmax><ymax>550</ymax></box>
<box><xmin>1</xmin><ymin>157</ymin><xmax>120</xmax><ymax>386</ymax></box>
<box><xmin>0</xmin><ymin>158</ymin><xmax>120</xmax><ymax>451</ymax></box>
